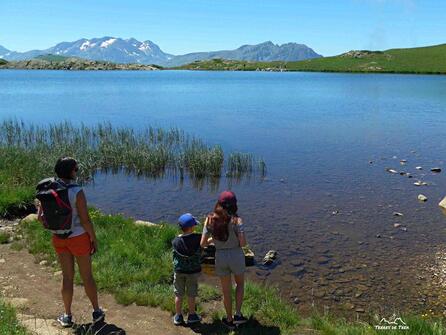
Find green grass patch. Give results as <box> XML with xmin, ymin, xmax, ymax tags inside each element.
<box><xmin>0</xmin><ymin>298</ymin><xmax>29</xmax><ymax>335</ymax></box>
<box><xmin>243</xmin><ymin>282</ymin><xmax>300</xmax><ymax>331</ymax></box>
<box><xmin>305</xmin><ymin>313</ymin><xmax>445</xmax><ymax>335</ymax></box>
<box><xmin>0</xmin><ymin>232</ymin><xmax>10</xmax><ymax>244</ymax></box>
<box><xmin>34</xmin><ymin>54</ymin><xmax>71</xmax><ymax>62</ymax></box>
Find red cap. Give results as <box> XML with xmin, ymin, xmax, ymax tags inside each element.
<box><xmin>218</xmin><ymin>191</ymin><xmax>237</xmax><ymax>207</ymax></box>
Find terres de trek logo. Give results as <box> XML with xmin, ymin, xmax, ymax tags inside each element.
<box><xmin>375</xmin><ymin>314</ymin><xmax>409</xmax><ymax>331</ymax></box>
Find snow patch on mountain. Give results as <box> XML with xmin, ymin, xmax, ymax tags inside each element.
<box><xmin>100</xmin><ymin>38</ymin><xmax>117</xmax><ymax>48</ymax></box>
<box><xmin>138</xmin><ymin>42</ymin><xmax>152</xmax><ymax>52</ymax></box>
<box><xmin>80</xmin><ymin>40</ymin><xmax>96</xmax><ymax>51</ymax></box>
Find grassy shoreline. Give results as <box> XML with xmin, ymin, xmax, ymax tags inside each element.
<box><xmin>14</xmin><ymin>211</ymin><xmax>445</xmax><ymax>334</ymax></box>
<box><xmin>18</xmin><ymin>210</ymin><xmax>302</xmax><ymax>334</ymax></box>
<box><xmin>0</xmin><ymin>120</ymin><xmax>264</xmax><ymax>217</ymax></box>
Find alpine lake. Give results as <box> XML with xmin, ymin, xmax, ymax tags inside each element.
<box><xmin>2</xmin><ymin>69</ymin><xmax>446</xmax><ymax>317</ymax></box>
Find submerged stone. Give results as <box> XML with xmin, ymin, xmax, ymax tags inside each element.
<box><xmin>418</xmin><ymin>194</ymin><xmax>428</xmax><ymax>202</ymax></box>
<box><xmin>263</xmin><ymin>250</ymin><xmax>278</xmax><ymax>265</ymax></box>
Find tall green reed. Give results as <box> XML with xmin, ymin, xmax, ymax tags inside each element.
<box><xmin>0</xmin><ymin>119</ymin><xmax>266</xmax><ymax>184</ymax></box>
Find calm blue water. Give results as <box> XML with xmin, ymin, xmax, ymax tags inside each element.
<box><xmin>2</xmin><ymin>69</ymin><xmax>446</xmax><ymax>313</ymax></box>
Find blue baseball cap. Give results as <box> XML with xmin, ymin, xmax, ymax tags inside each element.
<box><xmin>178</xmin><ymin>213</ymin><xmax>199</xmax><ymax>228</ymax></box>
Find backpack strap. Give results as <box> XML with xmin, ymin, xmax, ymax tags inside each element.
<box><xmin>56</xmin><ymin>178</ymin><xmax>79</xmax><ymax>188</ymax></box>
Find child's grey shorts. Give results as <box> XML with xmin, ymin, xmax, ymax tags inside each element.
<box><xmin>173</xmin><ymin>272</ymin><xmax>199</xmax><ymax>297</ymax></box>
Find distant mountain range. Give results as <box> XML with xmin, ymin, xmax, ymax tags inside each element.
<box><xmin>178</xmin><ymin>43</ymin><xmax>446</xmax><ymax>74</ymax></box>
<box><xmin>0</xmin><ymin>37</ymin><xmax>322</xmax><ymax>66</ymax></box>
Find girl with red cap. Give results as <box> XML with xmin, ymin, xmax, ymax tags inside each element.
<box><xmin>201</xmin><ymin>191</ymin><xmax>248</xmax><ymax>329</ymax></box>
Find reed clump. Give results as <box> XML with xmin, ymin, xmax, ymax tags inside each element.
<box><xmin>0</xmin><ymin>120</ymin><xmax>265</xmax><ymax>215</ymax></box>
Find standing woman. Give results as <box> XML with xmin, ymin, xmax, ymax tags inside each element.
<box><xmin>37</xmin><ymin>157</ymin><xmax>105</xmax><ymax>327</ymax></box>
<box><xmin>201</xmin><ymin>191</ymin><xmax>248</xmax><ymax>329</ymax></box>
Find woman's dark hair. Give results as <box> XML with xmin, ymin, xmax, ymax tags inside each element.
<box><xmin>54</xmin><ymin>157</ymin><xmax>78</xmax><ymax>180</ymax></box>
<box><xmin>210</xmin><ymin>203</ymin><xmax>231</xmax><ymax>242</ymax></box>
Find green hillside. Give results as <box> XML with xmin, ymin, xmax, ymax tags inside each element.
<box><xmin>0</xmin><ymin>58</ymin><xmax>7</xmax><ymax>65</ymax></box>
<box><xmin>177</xmin><ymin>44</ymin><xmax>446</xmax><ymax>74</ymax></box>
<box><xmin>34</xmin><ymin>54</ymin><xmax>72</xmax><ymax>62</ymax></box>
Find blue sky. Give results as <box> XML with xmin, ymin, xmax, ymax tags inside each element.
<box><xmin>0</xmin><ymin>0</ymin><xmax>445</xmax><ymax>56</ymax></box>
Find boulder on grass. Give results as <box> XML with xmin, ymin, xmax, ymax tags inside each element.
<box><xmin>20</xmin><ymin>214</ymin><xmax>38</xmax><ymax>224</ymax></box>
<box><xmin>134</xmin><ymin>220</ymin><xmax>158</xmax><ymax>227</ymax></box>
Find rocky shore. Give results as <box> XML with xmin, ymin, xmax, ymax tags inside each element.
<box><xmin>0</xmin><ymin>57</ymin><xmax>161</xmax><ymax>71</ymax></box>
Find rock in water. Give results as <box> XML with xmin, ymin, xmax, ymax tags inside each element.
<box><xmin>385</xmin><ymin>168</ymin><xmax>398</xmax><ymax>174</ymax></box>
<box><xmin>415</xmin><ymin>166</ymin><xmax>423</xmax><ymax>170</ymax></box>
<box><xmin>414</xmin><ymin>181</ymin><xmax>428</xmax><ymax>186</ymax></box>
<box><xmin>418</xmin><ymin>194</ymin><xmax>428</xmax><ymax>202</ymax></box>
<box><xmin>263</xmin><ymin>250</ymin><xmax>278</xmax><ymax>265</ymax></box>
<box><xmin>439</xmin><ymin>196</ymin><xmax>446</xmax><ymax>209</ymax></box>
<box><xmin>431</xmin><ymin>167</ymin><xmax>442</xmax><ymax>173</ymax></box>
<box><xmin>393</xmin><ymin>212</ymin><xmax>404</xmax><ymax>217</ymax></box>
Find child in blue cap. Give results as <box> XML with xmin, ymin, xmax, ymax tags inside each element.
<box><xmin>172</xmin><ymin>213</ymin><xmax>202</xmax><ymax>326</ymax></box>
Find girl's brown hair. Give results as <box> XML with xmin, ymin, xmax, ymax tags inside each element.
<box><xmin>208</xmin><ymin>202</ymin><xmax>231</xmax><ymax>242</ymax></box>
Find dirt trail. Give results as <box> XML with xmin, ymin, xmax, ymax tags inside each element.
<box><xmin>0</xmin><ymin>242</ymin><xmax>198</xmax><ymax>335</ymax></box>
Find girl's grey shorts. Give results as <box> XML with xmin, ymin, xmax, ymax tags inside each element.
<box><xmin>215</xmin><ymin>247</ymin><xmax>246</xmax><ymax>277</ymax></box>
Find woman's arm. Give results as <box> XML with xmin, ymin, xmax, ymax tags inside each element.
<box><xmin>76</xmin><ymin>190</ymin><xmax>98</xmax><ymax>254</ymax></box>
<box><xmin>36</xmin><ymin>201</ymin><xmax>45</xmax><ymax>225</ymax></box>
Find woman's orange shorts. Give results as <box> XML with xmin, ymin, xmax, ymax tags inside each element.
<box><xmin>52</xmin><ymin>232</ymin><xmax>91</xmax><ymax>256</ymax></box>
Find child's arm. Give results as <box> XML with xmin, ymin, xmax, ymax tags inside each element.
<box><xmin>200</xmin><ymin>216</ymin><xmax>212</xmax><ymax>248</ymax></box>
<box><xmin>235</xmin><ymin>217</ymin><xmax>247</xmax><ymax>247</ymax></box>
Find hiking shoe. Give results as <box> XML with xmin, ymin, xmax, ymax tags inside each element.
<box><xmin>173</xmin><ymin>314</ymin><xmax>184</xmax><ymax>326</ymax></box>
<box><xmin>92</xmin><ymin>309</ymin><xmax>105</xmax><ymax>323</ymax></box>
<box><xmin>187</xmin><ymin>313</ymin><xmax>202</xmax><ymax>324</ymax></box>
<box><xmin>57</xmin><ymin>314</ymin><xmax>73</xmax><ymax>328</ymax></box>
<box><xmin>234</xmin><ymin>313</ymin><xmax>248</xmax><ymax>325</ymax></box>
<box><xmin>222</xmin><ymin>317</ymin><xmax>235</xmax><ymax>330</ymax></box>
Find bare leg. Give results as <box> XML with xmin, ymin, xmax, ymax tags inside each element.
<box><xmin>75</xmin><ymin>254</ymin><xmax>99</xmax><ymax>310</ymax></box>
<box><xmin>187</xmin><ymin>296</ymin><xmax>196</xmax><ymax>314</ymax></box>
<box><xmin>234</xmin><ymin>273</ymin><xmax>245</xmax><ymax>315</ymax></box>
<box><xmin>58</xmin><ymin>253</ymin><xmax>75</xmax><ymax>315</ymax></box>
<box><xmin>219</xmin><ymin>275</ymin><xmax>233</xmax><ymax>321</ymax></box>
<box><xmin>175</xmin><ymin>296</ymin><xmax>183</xmax><ymax>315</ymax></box>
